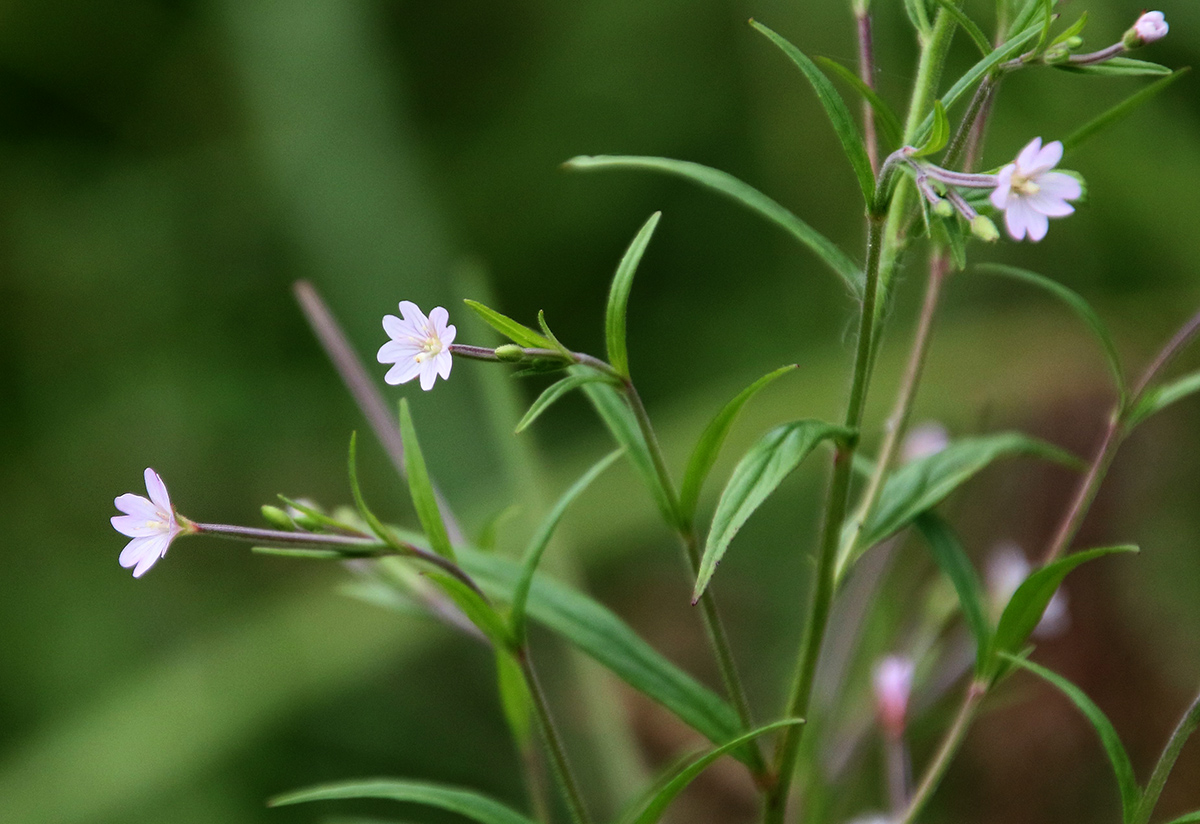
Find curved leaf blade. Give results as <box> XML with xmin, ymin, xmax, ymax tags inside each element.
<box><xmin>399</xmin><ymin>399</ymin><xmax>455</xmax><ymax>561</ymax></box>
<box><xmin>270</xmin><ymin>778</ymin><xmax>536</xmax><ymax>824</ymax></box>
<box><xmin>607</xmin><ymin>213</ymin><xmax>661</xmax><ymax>378</ymax></box>
<box><xmin>679</xmin><ymin>364</ymin><xmax>798</xmax><ymax>521</ymax></box>
<box><xmin>979</xmin><ymin>263</ymin><xmax>1126</xmax><ymax>404</ymax></box>
<box><xmin>934</xmin><ymin>0</ymin><xmax>991</xmax><ymax>56</ymax></box>
<box><xmin>911</xmin><ymin>100</ymin><xmax>949</xmax><ymax>157</ymax></box>
<box><xmin>463</xmin><ymin>299</ymin><xmax>552</xmax><ymax>349</ymax></box>
<box><xmin>510</xmin><ymin>449</ymin><xmax>623</xmax><ymax>642</ymax></box>
<box><xmin>515</xmin><ymin>372</ymin><xmax>614</xmax><ymax>434</ymax></box>
<box><xmin>1059</xmin><ymin>57</ymin><xmax>1173</xmax><ymax>77</ymax></box>
<box><xmin>563</xmin><ymin>155</ymin><xmax>862</xmax><ymax>295</ymax></box>
<box><xmin>1064</xmin><ymin>69</ymin><xmax>1189</xmax><ymax>154</ymax></box>
<box><xmin>915</xmin><ymin>514</ymin><xmax>991</xmax><ymax>669</ymax></box>
<box><xmin>696</xmin><ymin>420</ymin><xmax>852</xmax><ymax>600</ymax></box>
<box><xmin>750</xmin><ymin>20</ymin><xmax>875</xmax><ymax>206</ymax></box>
<box><xmin>815</xmin><ymin>57</ymin><xmax>903</xmax><ymax>149</ymax></box>
<box><xmin>1002</xmin><ymin>654</ymin><xmax>1140</xmax><ymax>822</ymax></box>
<box><xmin>1162</xmin><ymin>813</ymin><xmax>1200</xmax><ymax>824</ymax></box>
<box><xmin>1127</xmin><ymin>368</ymin><xmax>1200</xmax><ymax>429</ymax></box>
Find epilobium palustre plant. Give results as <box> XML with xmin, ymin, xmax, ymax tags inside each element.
<box><xmin>112</xmin><ymin>3</ymin><xmax>1200</xmax><ymax>823</ymax></box>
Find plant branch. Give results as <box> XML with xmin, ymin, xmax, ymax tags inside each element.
<box><xmin>518</xmin><ymin>649</ymin><xmax>593</xmax><ymax>824</ymax></box>
<box><xmin>1133</xmin><ymin>689</ymin><xmax>1200</xmax><ymax>824</ymax></box>
<box><xmin>856</xmin><ymin>6</ymin><xmax>879</xmax><ymax>173</ymax></box>
<box><xmin>896</xmin><ymin>679</ymin><xmax>987</xmax><ymax>824</ymax></box>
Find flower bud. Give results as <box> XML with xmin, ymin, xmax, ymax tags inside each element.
<box><xmin>932</xmin><ymin>198</ymin><xmax>955</xmax><ymax>219</ymax></box>
<box><xmin>261</xmin><ymin>505</ymin><xmax>296</xmax><ymax>530</ymax></box>
<box><xmin>970</xmin><ymin>215</ymin><xmax>999</xmax><ymax>243</ymax></box>
<box><xmin>873</xmin><ymin>655</ymin><xmax>915</xmax><ymax>739</ymax></box>
<box><xmin>1124</xmin><ymin>11</ymin><xmax>1168</xmax><ymax>48</ymax></box>
<box><xmin>494</xmin><ymin>344</ymin><xmax>526</xmax><ymax>362</ymax></box>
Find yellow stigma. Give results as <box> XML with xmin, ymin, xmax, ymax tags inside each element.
<box><xmin>1012</xmin><ymin>172</ymin><xmax>1040</xmax><ymax>196</ymax></box>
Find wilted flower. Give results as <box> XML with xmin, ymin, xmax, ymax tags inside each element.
<box><xmin>990</xmin><ymin>138</ymin><xmax>1082</xmax><ymax>242</ymax></box>
<box><xmin>377</xmin><ymin>301</ymin><xmax>456</xmax><ymax>390</ymax></box>
<box><xmin>986</xmin><ymin>542</ymin><xmax>1070</xmax><ymax>638</ymax></box>
<box><xmin>112</xmin><ymin>468</ymin><xmax>186</xmax><ymax>578</ymax></box>
<box><xmin>872</xmin><ymin>655</ymin><xmax>915</xmax><ymax>738</ymax></box>
<box><xmin>1131</xmin><ymin>11</ymin><xmax>1169</xmax><ymax>46</ymax></box>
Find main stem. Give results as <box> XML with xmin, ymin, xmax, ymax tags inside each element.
<box><xmin>764</xmin><ymin>214</ymin><xmax>886</xmax><ymax>823</ymax></box>
<box><xmin>1132</xmin><ymin>689</ymin><xmax>1200</xmax><ymax>824</ymax></box>
<box><xmin>519</xmin><ymin>649</ymin><xmax>593</xmax><ymax>824</ymax></box>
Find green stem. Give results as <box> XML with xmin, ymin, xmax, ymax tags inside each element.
<box><xmin>896</xmin><ymin>679</ymin><xmax>987</xmax><ymax>824</ymax></box>
<box><xmin>764</xmin><ymin>214</ymin><xmax>886</xmax><ymax>824</ymax></box>
<box><xmin>519</xmin><ymin>648</ymin><xmax>593</xmax><ymax>824</ymax></box>
<box><xmin>1133</xmin><ymin>690</ymin><xmax>1200</xmax><ymax>824</ymax></box>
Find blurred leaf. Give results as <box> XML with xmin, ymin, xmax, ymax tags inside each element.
<box><xmin>606</xmin><ymin>213</ymin><xmax>661</xmax><ymax>378</ymax></box>
<box><xmin>511</xmin><ymin>449</ymin><xmax>622</xmax><ymax>643</ymax></box>
<box><xmin>1002</xmin><ymin>654</ymin><xmax>1140</xmax><ymax>822</ymax></box>
<box><xmin>1161</xmin><ymin>813</ymin><xmax>1200</xmax><ymax>824</ymax></box>
<box><xmin>679</xmin><ymin>364</ymin><xmax>798</xmax><ymax>522</ymax></box>
<box><xmin>426</xmin><ymin>571</ymin><xmax>513</xmax><ymax>650</ymax></box>
<box><xmin>476</xmin><ymin>504</ymin><xmax>521</xmax><ymax>551</ymax></box>
<box><xmin>536</xmin><ymin>310</ymin><xmax>574</xmax><ymax>359</ymax></box>
<box><xmin>903</xmin><ymin>0</ymin><xmax>933</xmax><ymax>37</ymax></box>
<box><xmin>1127</xmin><ymin>369</ymin><xmax>1200</xmax><ymax>429</ymax></box>
<box><xmin>911</xmin><ymin>100</ymin><xmax>950</xmax><ymax>157</ymax></box>
<box><xmin>990</xmin><ymin>545</ymin><xmax>1138</xmax><ymax>667</ymax></box>
<box><xmin>1060</xmin><ymin>58</ymin><xmax>1173</xmax><ymax>77</ymax></box>
<box><xmin>278</xmin><ymin>495</ymin><xmax>361</xmax><ymax>534</ymax></box>
<box><xmin>1009</xmin><ymin>0</ymin><xmax>1050</xmax><ymax>34</ymax></box>
<box><xmin>1063</xmin><ymin>69</ymin><xmax>1189</xmax><ymax>153</ymax></box>
<box><xmin>934</xmin><ymin>0</ymin><xmax>992</xmax><ymax>55</ymax></box>
<box><xmin>496</xmin><ymin>650</ymin><xmax>535</xmax><ymax>748</ymax></box>
<box><xmin>840</xmin><ymin>433</ymin><xmax>1083</xmax><ymax>577</ymax></box>
<box><xmin>750</xmin><ymin>20</ymin><xmax>876</xmax><ymax>206</ymax></box>
<box><xmin>348</xmin><ymin>431</ymin><xmax>417</xmax><ymax>555</ymax></box>
<box><xmin>399</xmin><ymin>399</ymin><xmax>456</xmax><ymax>561</ymax></box>
<box><xmin>1050</xmin><ymin>12</ymin><xmax>1088</xmax><ymax>47</ymax></box>
<box><xmin>620</xmin><ymin>718</ymin><xmax>803</xmax><ymax>824</ymax></box>
<box><xmin>915</xmin><ymin>515</ymin><xmax>992</xmax><ymax>670</ymax></box>
<box><xmin>270</xmin><ymin>778</ymin><xmax>536</xmax><ymax>824</ymax></box>
<box><xmin>979</xmin><ymin>264</ymin><xmax>1126</xmax><ymax>404</ymax></box>
<box><xmin>251</xmin><ymin>546</ymin><xmax>347</xmax><ymax>560</ymax></box>
<box><xmin>815</xmin><ymin>57</ymin><xmax>904</xmax><ymax>149</ymax></box>
<box><xmin>516</xmin><ymin>372</ymin><xmax>615</xmax><ymax>434</ymax></box>
<box><xmin>464</xmin><ymin>299</ymin><xmax>553</xmax><ymax>349</ymax></box>
<box><xmin>459</xmin><ymin>547</ymin><xmax>745</xmax><ymax>755</ymax></box>
<box><xmin>564</xmin><ymin>155</ymin><xmax>863</xmax><ymax>296</ymax></box>
<box><xmin>338</xmin><ymin>579</ymin><xmax>428</xmax><ymax>617</ymax></box>
<box><xmin>696</xmin><ymin>420</ymin><xmax>852</xmax><ymax>600</ymax></box>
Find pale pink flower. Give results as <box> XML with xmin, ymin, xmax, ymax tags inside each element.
<box><xmin>989</xmin><ymin>138</ymin><xmax>1082</xmax><ymax>242</ymax></box>
<box><xmin>377</xmin><ymin>301</ymin><xmax>456</xmax><ymax>390</ymax></box>
<box><xmin>112</xmin><ymin>468</ymin><xmax>184</xmax><ymax>578</ymax></box>
<box><xmin>901</xmin><ymin>422</ymin><xmax>949</xmax><ymax>463</ymax></box>
<box><xmin>1133</xmin><ymin>11</ymin><xmax>1169</xmax><ymax>45</ymax></box>
<box><xmin>872</xmin><ymin>655</ymin><xmax>915</xmax><ymax>738</ymax></box>
<box><xmin>986</xmin><ymin>542</ymin><xmax>1070</xmax><ymax>638</ymax></box>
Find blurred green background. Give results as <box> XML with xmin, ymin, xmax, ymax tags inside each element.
<box><xmin>2</xmin><ymin>1</ymin><xmax>1199</xmax><ymax>822</ymax></box>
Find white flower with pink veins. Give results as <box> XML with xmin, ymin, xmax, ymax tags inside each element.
<box><xmin>377</xmin><ymin>301</ymin><xmax>456</xmax><ymax>390</ymax></box>
<box><xmin>990</xmin><ymin>137</ymin><xmax>1082</xmax><ymax>242</ymax></box>
<box><xmin>112</xmin><ymin>468</ymin><xmax>184</xmax><ymax>578</ymax></box>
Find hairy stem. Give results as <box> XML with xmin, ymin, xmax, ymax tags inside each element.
<box><xmin>1133</xmin><ymin>689</ymin><xmax>1200</xmax><ymax>824</ymax></box>
<box><xmin>856</xmin><ymin>7</ymin><xmax>879</xmax><ymax>174</ymax></box>
<box><xmin>519</xmin><ymin>649</ymin><xmax>593</xmax><ymax>824</ymax></box>
<box><xmin>896</xmin><ymin>679</ymin><xmax>987</xmax><ymax>824</ymax></box>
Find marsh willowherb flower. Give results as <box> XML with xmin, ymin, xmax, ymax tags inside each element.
<box><xmin>112</xmin><ymin>468</ymin><xmax>187</xmax><ymax>578</ymax></box>
<box><xmin>872</xmin><ymin>655</ymin><xmax>915</xmax><ymax>738</ymax></box>
<box><xmin>989</xmin><ymin>138</ymin><xmax>1082</xmax><ymax>242</ymax></box>
<box><xmin>377</xmin><ymin>301</ymin><xmax>456</xmax><ymax>390</ymax></box>
<box><xmin>1130</xmin><ymin>11</ymin><xmax>1169</xmax><ymax>46</ymax></box>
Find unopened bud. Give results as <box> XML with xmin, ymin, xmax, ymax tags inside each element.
<box><xmin>261</xmin><ymin>505</ymin><xmax>296</xmax><ymax>530</ymax></box>
<box><xmin>1063</xmin><ymin>35</ymin><xmax>1083</xmax><ymax>49</ymax></box>
<box><xmin>1043</xmin><ymin>44</ymin><xmax>1072</xmax><ymax>64</ymax></box>
<box><xmin>932</xmin><ymin>199</ymin><xmax>954</xmax><ymax>219</ymax></box>
<box><xmin>494</xmin><ymin>344</ymin><xmax>526</xmax><ymax>362</ymax></box>
<box><xmin>1125</xmin><ymin>11</ymin><xmax>1168</xmax><ymax>48</ymax></box>
<box><xmin>873</xmin><ymin>655</ymin><xmax>915</xmax><ymax>739</ymax></box>
<box><xmin>971</xmin><ymin>215</ymin><xmax>1000</xmax><ymax>243</ymax></box>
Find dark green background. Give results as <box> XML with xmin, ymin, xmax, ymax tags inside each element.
<box><xmin>2</xmin><ymin>1</ymin><xmax>1198</xmax><ymax>822</ymax></box>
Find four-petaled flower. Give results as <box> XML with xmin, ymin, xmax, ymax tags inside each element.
<box><xmin>113</xmin><ymin>468</ymin><xmax>184</xmax><ymax>578</ymax></box>
<box><xmin>1133</xmin><ymin>11</ymin><xmax>1169</xmax><ymax>45</ymax></box>
<box><xmin>377</xmin><ymin>301</ymin><xmax>456</xmax><ymax>390</ymax></box>
<box><xmin>989</xmin><ymin>137</ymin><xmax>1082</xmax><ymax>242</ymax></box>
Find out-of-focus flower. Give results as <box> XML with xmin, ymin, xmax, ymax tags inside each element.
<box><xmin>986</xmin><ymin>541</ymin><xmax>1070</xmax><ymax>638</ymax></box>
<box><xmin>901</xmin><ymin>422</ymin><xmax>949</xmax><ymax>463</ymax></box>
<box><xmin>377</xmin><ymin>301</ymin><xmax>456</xmax><ymax>390</ymax></box>
<box><xmin>989</xmin><ymin>138</ymin><xmax>1082</xmax><ymax>242</ymax></box>
<box><xmin>873</xmin><ymin>655</ymin><xmax>915</xmax><ymax>738</ymax></box>
<box><xmin>1130</xmin><ymin>11</ymin><xmax>1169</xmax><ymax>46</ymax></box>
<box><xmin>112</xmin><ymin>468</ymin><xmax>185</xmax><ymax>578</ymax></box>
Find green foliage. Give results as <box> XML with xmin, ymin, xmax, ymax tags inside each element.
<box><xmin>464</xmin><ymin>299</ymin><xmax>553</xmax><ymax>349</ymax></box>
<box><xmin>1064</xmin><ymin>69</ymin><xmax>1190</xmax><ymax>153</ymax></box>
<box><xmin>1061</xmin><ymin>58</ymin><xmax>1173</xmax><ymax>77</ymax></box>
<box><xmin>496</xmin><ymin>651</ymin><xmax>535</xmax><ymax>749</ymax></box>
<box><xmin>399</xmin><ymin>400</ymin><xmax>456</xmax><ymax>561</ymax></box>
<box><xmin>1127</xmin><ymin>369</ymin><xmax>1200</xmax><ymax>429</ymax></box>
<box><xmin>270</xmin><ymin>779</ymin><xmax>537</xmax><ymax>824</ymax></box>
<box><xmin>911</xmin><ymin>100</ymin><xmax>950</xmax><ymax>157</ymax></box>
<box><xmin>815</xmin><ymin>57</ymin><xmax>904</xmax><ymax>149</ymax></box>
<box><xmin>606</xmin><ymin>213</ymin><xmax>661</xmax><ymax>378</ymax></box>
<box><xmin>915</xmin><ymin>515</ymin><xmax>991</xmax><ymax>670</ymax></box>
<box><xmin>934</xmin><ymin>0</ymin><xmax>991</xmax><ymax>56</ymax></box>
<box><xmin>515</xmin><ymin>372</ymin><xmax>616</xmax><ymax>434</ymax></box>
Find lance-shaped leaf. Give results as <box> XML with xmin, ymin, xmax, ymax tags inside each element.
<box><xmin>1002</xmin><ymin>654</ymin><xmax>1140</xmax><ymax>822</ymax></box>
<box><xmin>696</xmin><ymin>420</ymin><xmax>852</xmax><ymax>601</ymax></box>
<box><xmin>563</xmin><ymin>155</ymin><xmax>863</xmax><ymax>296</ymax></box>
<box><xmin>426</xmin><ymin>571</ymin><xmax>513</xmax><ymax>650</ymax></box>
<box><xmin>1060</xmin><ymin>58</ymin><xmax>1173</xmax><ymax>77</ymax></box>
<box><xmin>840</xmin><ymin>433</ymin><xmax>1083</xmax><ymax>577</ymax></box>
<box><xmin>815</xmin><ymin>57</ymin><xmax>903</xmax><ymax>149</ymax></box>
<box><xmin>911</xmin><ymin>100</ymin><xmax>950</xmax><ymax>157</ymax></box>
<box><xmin>902</xmin><ymin>0</ymin><xmax>932</xmax><ymax>37</ymax></box>
<box><xmin>1162</xmin><ymin>814</ymin><xmax>1200</xmax><ymax>824</ymax></box>
<box><xmin>399</xmin><ymin>399</ymin><xmax>455</xmax><ymax>561</ymax></box>
<box><xmin>496</xmin><ymin>650</ymin><xmax>535</xmax><ymax>748</ymax></box>
<box><xmin>270</xmin><ymin>779</ymin><xmax>537</xmax><ymax>824</ymax></box>
<box><xmin>515</xmin><ymin>371</ymin><xmax>615</xmax><ymax>434</ymax></box>
<box><xmin>619</xmin><ymin>719</ymin><xmax>803</xmax><ymax>824</ymax></box>
<box><xmin>510</xmin><ymin>449</ymin><xmax>623</xmax><ymax>643</ymax></box>
<box><xmin>750</xmin><ymin>20</ymin><xmax>875</xmax><ymax>206</ymax></box>
<box><xmin>458</xmin><ymin>546</ymin><xmax>746</xmax><ymax>756</ymax></box>
<box><xmin>464</xmin><ymin>299</ymin><xmax>552</xmax><ymax>349</ymax></box>
<box><xmin>1064</xmin><ymin>69</ymin><xmax>1189</xmax><ymax>153</ymax></box>
<box><xmin>607</xmin><ymin>213</ymin><xmax>661</xmax><ymax>378</ymax></box>
<box><xmin>1126</xmin><ymin>369</ymin><xmax>1200</xmax><ymax>429</ymax></box>
<box><xmin>979</xmin><ymin>264</ymin><xmax>1126</xmax><ymax>404</ymax></box>
<box><xmin>935</xmin><ymin>0</ymin><xmax>991</xmax><ymax>55</ymax></box>
<box><xmin>679</xmin><ymin>365</ymin><xmax>798</xmax><ymax>521</ymax></box>
<box><xmin>915</xmin><ymin>514</ymin><xmax>991</xmax><ymax>669</ymax></box>
<box><xmin>990</xmin><ymin>545</ymin><xmax>1138</xmax><ymax>667</ymax></box>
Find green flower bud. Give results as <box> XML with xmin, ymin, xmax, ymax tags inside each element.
<box><xmin>494</xmin><ymin>344</ymin><xmax>526</xmax><ymax>362</ymax></box>
<box><xmin>971</xmin><ymin>215</ymin><xmax>1000</xmax><ymax>243</ymax></box>
<box><xmin>261</xmin><ymin>505</ymin><xmax>296</xmax><ymax>530</ymax></box>
<box><xmin>932</xmin><ymin>199</ymin><xmax>955</xmax><ymax>219</ymax></box>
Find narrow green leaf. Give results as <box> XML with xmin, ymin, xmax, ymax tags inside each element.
<box><xmin>277</xmin><ymin>495</ymin><xmax>361</xmax><ymax>534</ymax></box>
<box><xmin>399</xmin><ymin>399</ymin><xmax>455</xmax><ymax>561</ymax></box>
<box><xmin>1161</xmin><ymin>813</ymin><xmax>1200</xmax><ymax>824</ymax></box>
<box><xmin>338</xmin><ymin>579</ymin><xmax>427</xmax><ymax>618</ymax></box>
<box><xmin>1002</xmin><ymin>654</ymin><xmax>1141</xmax><ymax>822</ymax></box>
<box><xmin>915</xmin><ymin>515</ymin><xmax>992</xmax><ymax>669</ymax></box>
<box><xmin>1060</xmin><ymin>58</ymin><xmax>1173</xmax><ymax>77</ymax></box>
<box><xmin>934</xmin><ymin>0</ymin><xmax>992</xmax><ymax>56</ymax></box>
<box><xmin>903</xmin><ymin>0</ymin><xmax>933</xmax><ymax>36</ymax></box>
<box><xmin>606</xmin><ymin>213</ymin><xmax>661</xmax><ymax>378</ymax></box>
<box><xmin>510</xmin><ymin>449</ymin><xmax>623</xmax><ymax>642</ymax></box>
<box><xmin>563</xmin><ymin>155</ymin><xmax>863</xmax><ymax>296</ymax></box>
<box><xmin>624</xmin><ymin>719</ymin><xmax>804</xmax><ymax>824</ymax></box>
<box><xmin>1010</xmin><ymin>0</ymin><xmax>1049</xmax><ymax>35</ymax></box>
<box><xmin>463</xmin><ymin>299</ymin><xmax>552</xmax><ymax>349</ymax></box>
<box><xmin>1050</xmin><ymin>12</ymin><xmax>1088</xmax><ymax>47</ymax></box>
<box><xmin>347</xmin><ymin>432</ymin><xmax>414</xmax><ymax>555</ymax></box>
<box><xmin>979</xmin><ymin>264</ymin><xmax>1126</xmax><ymax>404</ymax></box>
<box><xmin>496</xmin><ymin>650</ymin><xmax>535</xmax><ymax>748</ymax></box>
<box><xmin>426</xmin><ymin>570</ymin><xmax>512</xmax><ymax>650</ymax></box>
<box><xmin>475</xmin><ymin>504</ymin><xmax>521</xmax><ymax>552</ymax></box>
<box><xmin>459</xmin><ymin>546</ymin><xmax>746</xmax><ymax>755</ymax></box>
<box><xmin>536</xmin><ymin>310</ymin><xmax>573</xmax><ymax>359</ymax></box>
<box><xmin>251</xmin><ymin>546</ymin><xmax>346</xmax><ymax>560</ymax></box>
<box><xmin>697</xmin><ymin>420</ymin><xmax>852</xmax><ymax>600</ymax></box>
<box><xmin>841</xmin><ymin>433</ymin><xmax>1083</xmax><ymax>577</ymax></box>
<box><xmin>515</xmin><ymin>372</ymin><xmax>614</xmax><ymax>434</ymax></box>
<box><xmin>1063</xmin><ymin>69</ymin><xmax>1190</xmax><ymax>153</ymax></box>
<box><xmin>1035</xmin><ymin>0</ymin><xmax>1055</xmax><ymax>52</ymax></box>
<box><xmin>911</xmin><ymin>100</ymin><xmax>950</xmax><ymax>157</ymax></box>
<box><xmin>679</xmin><ymin>365</ymin><xmax>798</xmax><ymax>521</ymax></box>
<box><xmin>991</xmin><ymin>545</ymin><xmax>1138</xmax><ymax>664</ymax></box>
<box><xmin>580</xmin><ymin>380</ymin><xmax>678</xmax><ymax>526</ymax></box>
<box><xmin>270</xmin><ymin>778</ymin><xmax>536</xmax><ymax>824</ymax></box>
<box><xmin>1128</xmin><ymin>369</ymin><xmax>1200</xmax><ymax>429</ymax></box>
<box><xmin>750</xmin><ymin>21</ymin><xmax>876</xmax><ymax>206</ymax></box>
<box><xmin>815</xmin><ymin>57</ymin><xmax>903</xmax><ymax>149</ymax></box>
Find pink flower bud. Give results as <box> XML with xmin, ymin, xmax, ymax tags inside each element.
<box><xmin>873</xmin><ymin>655</ymin><xmax>915</xmax><ymax>739</ymax></box>
<box><xmin>1131</xmin><ymin>11</ymin><xmax>1169</xmax><ymax>46</ymax></box>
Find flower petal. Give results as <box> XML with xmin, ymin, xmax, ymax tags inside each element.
<box><xmin>144</xmin><ymin>468</ymin><xmax>172</xmax><ymax>512</ymax></box>
<box><xmin>419</xmin><ymin>361</ymin><xmax>438</xmax><ymax>391</ymax></box>
<box><xmin>397</xmin><ymin>301</ymin><xmax>428</xmax><ymax>328</ymax></box>
<box><xmin>1029</xmin><ymin>140</ymin><xmax>1063</xmax><ymax>175</ymax></box>
<box><xmin>383</xmin><ymin>313</ymin><xmax>416</xmax><ymax>341</ymax></box>
<box><xmin>1027</xmin><ymin>192</ymin><xmax>1075</xmax><ymax>218</ymax></box>
<box><xmin>439</xmin><ymin>322</ymin><xmax>456</xmax><ymax>346</ymax></box>
<box><xmin>384</xmin><ymin>358</ymin><xmax>423</xmax><ymax>386</ymax></box>
<box><xmin>1016</xmin><ymin>137</ymin><xmax>1043</xmax><ymax>172</ymax></box>
<box><xmin>990</xmin><ymin>165</ymin><xmax>1015</xmax><ymax>210</ymax></box>
<box><xmin>435</xmin><ymin>350</ymin><xmax>453</xmax><ymax>380</ymax></box>
<box><xmin>1036</xmin><ymin>172</ymin><xmax>1082</xmax><ymax>202</ymax></box>
<box><xmin>1004</xmin><ymin>198</ymin><xmax>1030</xmax><ymax>240</ymax></box>
<box><xmin>112</xmin><ymin>514</ymin><xmax>164</xmax><ymax>537</ymax></box>
<box><xmin>131</xmin><ymin>535</ymin><xmax>171</xmax><ymax>577</ymax></box>
<box><xmin>1024</xmin><ymin>207</ymin><xmax>1050</xmax><ymax>242</ymax></box>
<box><xmin>378</xmin><ymin>339</ymin><xmax>419</xmax><ymax>365</ymax></box>
<box><xmin>119</xmin><ymin>536</ymin><xmax>156</xmax><ymax>569</ymax></box>
<box><xmin>114</xmin><ymin>492</ymin><xmax>159</xmax><ymax>519</ymax></box>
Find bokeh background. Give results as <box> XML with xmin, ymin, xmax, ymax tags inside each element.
<box><xmin>2</xmin><ymin>1</ymin><xmax>1198</xmax><ymax>822</ymax></box>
